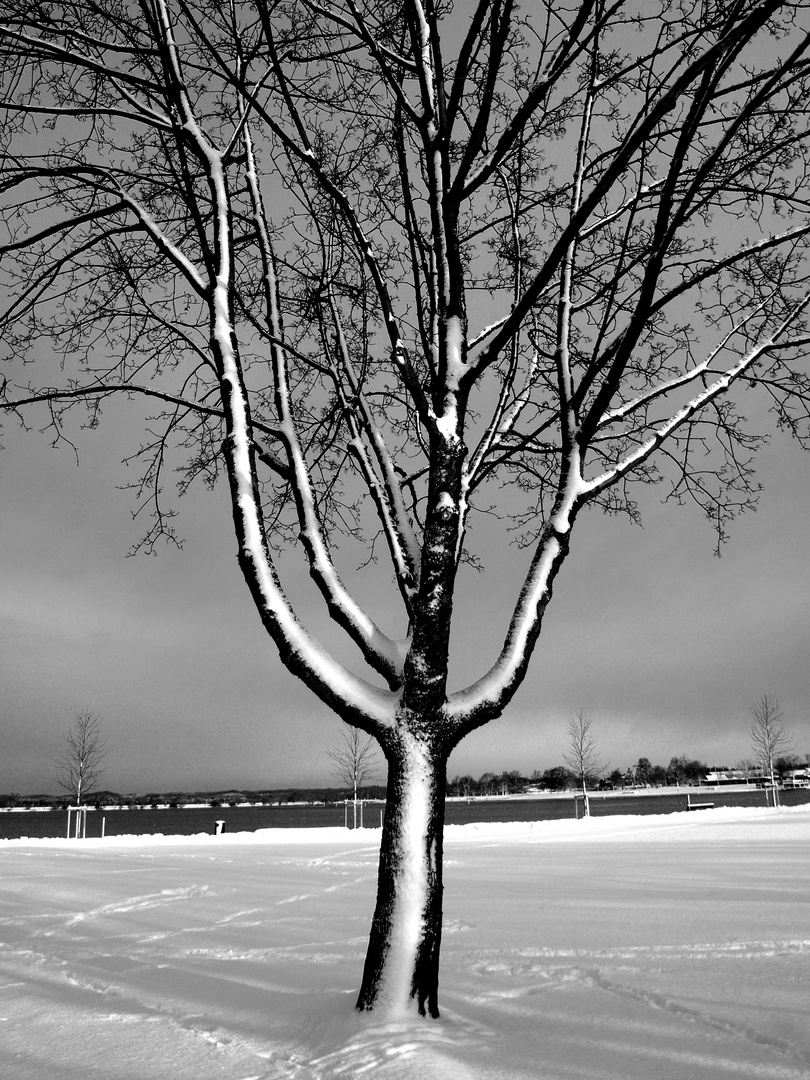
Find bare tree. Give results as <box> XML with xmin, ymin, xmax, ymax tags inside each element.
<box><xmin>3</xmin><ymin>2</ymin><xmax>810</xmax><ymax>1017</ymax></box>
<box><xmin>54</xmin><ymin>709</ymin><xmax>107</xmax><ymax>805</ymax></box>
<box><xmin>328</xmin><ymin>724</ymin><xmax>381</xmax><ymax>827</ymax></box>
<box><xmin>735</xmin><ymin>758</ymin><xmax>756</xmax><ymax>783</ymax></box>
<box><xmin>563</xmin><ymin>710</ymin><xmax>604</xmax><ymax>818</ymax></box>
<box><xmin>750</xmin><ymin>694</ymin><xmax>793</xmax><ymax>806</ymax></box>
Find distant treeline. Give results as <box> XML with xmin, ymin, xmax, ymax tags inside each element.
<box><xmin>4</xmin><ymin>751</ymin><xmax>808</xmax><ymax>808</ymax></box>
<box><xmin>450</xmin><ymin>753</ymin><xmax>809</xmax><ymax>797</ymax></box>
<box><xmin>0</xmin><ymin>786</ymin><xmax>389</xmax><ymax>809</ymax></box>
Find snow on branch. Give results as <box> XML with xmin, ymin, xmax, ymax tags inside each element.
<box><xmin>211</xmin><ymin>144</ymin><xmax>397</xmax><ymax>726</ymax></box>
<box><xmin>113</xmin><ymin>187</ymin><xmax>208</xmax><ymax>296</ymax></box>
<box><xmin>446</xmin><ymin>470</ymin><xmax>586</xmax><ymax>729</ymax></box>
<box><xmin>583</xmin><ymin>293</ymin><xmax>810</xmax><ymax>501</ymax></box>
<box><xmin>242</xmin><ymin>123</ymin><xmax>408</xmax><ymax>686</ymax></box>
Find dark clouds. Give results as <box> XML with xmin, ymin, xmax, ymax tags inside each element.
<box><xmin>1</xmin><ymin>406</ymin><xmax>808</xmax><ymax>794</ymax></box>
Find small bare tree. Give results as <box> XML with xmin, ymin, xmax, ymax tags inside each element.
<box><xmin>750</xmin><ymin>695</ymin><xmax>793</xmax><ymax>807</ymax></box>
<box><xmin>734</xmin><ymin>758</ymin><xmax>756</xmax><ymax>783</ymax></box>
<box><xmin>328</xmin><ymin>725</ymin><xmax>381</xmax><ymax>828</ymax></box>
<box><xmin>563</xmin><ymin>709</ymin><xmax>604</xmax><ymax>818</ymax></box>
<box><xmin>54</xmin><ymin>709</ymin><xmax>107</xmax><ymax>805</ymax></box>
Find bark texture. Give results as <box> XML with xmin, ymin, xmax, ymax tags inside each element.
<box><xmin>356</xmin><ymin>731</ymin><xmax>447</xmax><ymax>1017</ymax></box>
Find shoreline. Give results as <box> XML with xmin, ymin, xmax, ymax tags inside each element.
<box><xmin>2</xmin><ymin>803</ymin><xmax>809</xmax><ymax>848</ymax></box>
<box><xmin>0</xmin><ymin>782</ymin><xmax>786</xmax><ymax>813</ymax></box>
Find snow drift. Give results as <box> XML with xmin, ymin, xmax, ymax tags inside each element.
<box><xmin>1</xmin><ymin>806</ymin><xmax>808</xmax><ymax>1079</ymax></box>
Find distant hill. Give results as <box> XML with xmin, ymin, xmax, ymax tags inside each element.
<box><xmin>0</xmin><ymin>785</ymin><xmax>388</xmax><ymax>809</ymax></box>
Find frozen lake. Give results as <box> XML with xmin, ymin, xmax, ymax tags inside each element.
<box><xmin>1</xmin><ymin>807</ymin><xmax>808</xmax><ymax>1078</ymax></box>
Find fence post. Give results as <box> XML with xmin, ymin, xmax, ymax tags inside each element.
<box><xmin>67</xmin><ymin>806</ymin><xmax>87</xmax><ymax>838</ymax></box>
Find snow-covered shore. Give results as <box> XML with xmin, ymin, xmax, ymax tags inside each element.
<box><xmin>1</xmin><ymin>806</ymin><xmax>808</xmax><ymax>1078</ymax></box>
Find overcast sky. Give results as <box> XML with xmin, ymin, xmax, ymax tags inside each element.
<box><xmin>2</xmin><ymin>384</ymin><xmax>809</xmax><ymax>796</ymax></box>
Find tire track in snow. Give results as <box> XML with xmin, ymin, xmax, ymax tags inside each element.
<box><xmin>10</xmin><ymin>947</ymin><xmax>306</xmax><ymax>1078</ymax></box>
<box><xmin>481</xmin><ymin>937</ymin><xmax>810</xmax><ymax>965</ymax></box>
<box><xmin>270</xmin><ymin>846</ymin><xmax>377</xmax><ymax>909</ymax></box>
<box><xmin>275</xmin><ymin>874</ymin><xmax>373</xmax><ymax>907</ymax></box>
<box><xmin>303</xmin><ymin>846</ymin><xmax>381</xmax><ymax>869</ymax></box>
<box><xmin>64</xmin><ymin>885</ymin><xmax>210</xmax><ymax>927</ymax></box>
<box><xmin>468</xmin><ymin>941</ymin><xmax>810</xmax><ymax>1072</ymax></box>
<box><xmin>581</xmin><ymin>966</ymin><xmax>810</xmax><ymax>1069</ymax></box>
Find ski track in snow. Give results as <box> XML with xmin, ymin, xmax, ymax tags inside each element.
<box><xmin>464</xmin><ymin>944</ymin><xmax>810</xmax><ymax>1068</ymax></box>
<box><xmin>1</xmin><ymin>810</ymin><xmax>809</xmax><ymax>1079</ymax></box>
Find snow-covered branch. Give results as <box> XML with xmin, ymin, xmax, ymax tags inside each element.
<box><xmin>150</xmin><ymin>0</ymin><xmax>400</xmax><ymax>723</ymax></box>
<box><xmin>583</xmin><ymin>294</ymin><xmax>810</xmax><ymax>501</ymax></box>
<box><xmin>446</xmin><ymin>472</ymin><xmax>585</xmax><ymax>728</ymax></box>
<box><xmin>243</xmin><ymin>123</ymin><xmax>407</xmax><ymax>685</ymax></box>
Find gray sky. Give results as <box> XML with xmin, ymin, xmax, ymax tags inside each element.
<box><xmin>2</xmin><ymin>5</ymin><xmax>808</xmax><ymax>799</ymax></box>
<box><xmin>1</xmin><ymin>390</ymin><xmax>809</xmax><ymax>795</ymax></box>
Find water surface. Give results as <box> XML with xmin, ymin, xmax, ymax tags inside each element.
<box><xmin>3</xmin><ymin>787</ymin><xmax>808</xmax><ymax>840</ymax></box>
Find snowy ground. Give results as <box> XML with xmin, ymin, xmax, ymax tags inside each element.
<box><xmin>1</xmin><ymin>807</ymin><xmax>809</xmax><ymax>1080</ymax></box>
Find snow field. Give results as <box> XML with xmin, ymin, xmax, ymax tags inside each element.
<box><xmin>0</xmin><ymin>806</ymin><xmax>808</xmax><ymax>1079</ymax></box>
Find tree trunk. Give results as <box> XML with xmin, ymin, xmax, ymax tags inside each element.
<box><xmin>356</xmin><ymin>730</ymin><xmax>447</xmax><ymax>1017</ymax></box>
<box><xmin>770</xmin><ymin>763</ymin><xmax>780</xmax><ymax>808</ymax></box>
